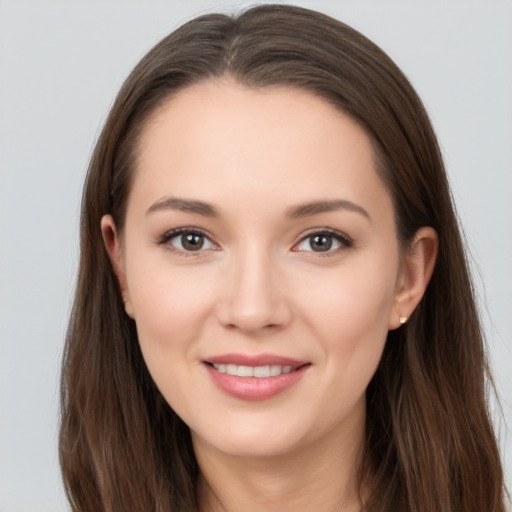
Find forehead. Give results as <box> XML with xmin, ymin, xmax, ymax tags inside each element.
<box><xmin>130</xmin><ymin>80</ymin><xmax>392</xmax><ymax>219</ymax></box>
<box><xmin>140</xmin><ymin>80</ymin><xmax>373</xmax><ymax>162</ymax></box>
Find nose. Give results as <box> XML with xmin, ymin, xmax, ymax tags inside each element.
<box><xmin>215</xmin><ymin>246</ymin><xmax>293</xmax><ymax>335</ymax></box>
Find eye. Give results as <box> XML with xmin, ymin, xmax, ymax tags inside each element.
<box><xmin>158</xmin><ymin>228</ymin><xmax>217</xmax><ymax>253</ymax></box>
<box><xmin>294</xmin><ymin>230</ymin><xmax>352</xmax><ymax>253</ymax></box>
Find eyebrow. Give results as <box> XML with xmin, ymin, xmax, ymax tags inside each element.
<box><xmin>285</xmin><ymin>199</ymin><xmax>370</xmax><ymax>221</ymax></box>
<box><xmin>146</xmin><ymin>197</ymin><xmax>370</xmax><ymax>221</ymax></box>
<box><xmin>146</xmin><ymin>197</ymin><xmax>219</xmax><ymax>217</ymax></box>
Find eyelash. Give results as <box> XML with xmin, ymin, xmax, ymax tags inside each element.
<box><xmin>294</xmin><ymin>228</ymin><xmax>353</xmax><ymax>256</ymax></box>
<box><xmin>156</xmin><ymin>227</ymin><xmax>219</xmax><ymax>257</ymax></box>
<box><xmin>156</xmin><ymin>227</ymin><xmax>353</xmax><ymax>257</ymax></box>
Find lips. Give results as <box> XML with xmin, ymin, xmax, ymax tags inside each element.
<box><xmin>202</xmin><ymin>353</ymin><xmax>310</xmax><ymax>400</ymax></box>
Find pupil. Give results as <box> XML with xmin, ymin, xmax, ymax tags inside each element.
<box><xmin>182</xmin><ymin>233</ymin><xmax>203</xmax><ymax>251</ymax></box>
<box><xmin>311</xmin><ymin>235</ymin><xmax>332</xmax><ymax>252</ymax></box>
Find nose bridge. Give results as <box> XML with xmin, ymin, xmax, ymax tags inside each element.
<box><xmin>217</xmin><ymin>239</ymin><xmax>290</xmax><ymax>333</ymax></box>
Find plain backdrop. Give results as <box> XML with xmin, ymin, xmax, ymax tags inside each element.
<box><xmin>1</xmin><ymin>1</ymin><xmax>511</xmax><ymax>510</ymax></box>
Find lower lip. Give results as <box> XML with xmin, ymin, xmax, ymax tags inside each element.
<box><xmin>204</xmin><ymin>364</ymin><xmax>309</xmax><ymax>401</ymax></box>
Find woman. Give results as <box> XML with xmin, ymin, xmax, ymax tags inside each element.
<box><xmin>59</xmin><ymin>4</ymin><xmax>506</xmax><ymax>511</ymax></box>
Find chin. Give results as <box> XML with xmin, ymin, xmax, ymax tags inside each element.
<box><xmin>191</xmin><ymin>419</ymin><xmax>311</xmax><ymax>460</ymax></box>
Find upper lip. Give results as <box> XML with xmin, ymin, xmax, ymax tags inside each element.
<box><xmin>204</xmin><ymin>353</ymin><xmax>309</xmax><ymax>367</ymax></box>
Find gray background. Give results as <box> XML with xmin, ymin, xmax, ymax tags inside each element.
<box><xmin>1</xmin><ymin>1</ymin><xmax>511</xmax><ymax>510</ymax></box>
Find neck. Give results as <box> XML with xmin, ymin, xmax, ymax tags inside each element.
<box><xmin>194</xmin><ymin>416</ymin><xmax>366</xmax><ymax>512</ymax></box>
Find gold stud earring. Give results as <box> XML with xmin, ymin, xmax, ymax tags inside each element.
<box><xmin>399</xmin><ymin>316</ymin><xmax>408</xmax><ymax>325</ymax></box>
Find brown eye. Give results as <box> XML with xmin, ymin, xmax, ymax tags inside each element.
<box><xmin>160</xmin><ymin>229</ymin><xmax>216</xmax><ymax>253</ymax></box>
<box><xmin>294</xmin><ymin>230</ymin><xmax>352</xmax><ymax>254</ymax></box>
<box><xmin>181</xmin><ymin>233</ymin><xmax>205</xmax><ymax>251</ymax></box>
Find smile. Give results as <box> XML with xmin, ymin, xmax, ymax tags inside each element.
<box><xmin>203</xmin><ymin>355</ymin><xmax>311</xmax><ymax>400</ymax></box>
<box><xmin>211</xmin><ymin>363</ymin><xmax>296</xmax><ymax>378</ymax></box>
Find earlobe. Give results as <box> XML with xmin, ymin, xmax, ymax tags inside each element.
<box><xmin>100</xmin><ymin>215</ymin><xmax>135</xmax><ymax>318</ymax></box>
<box><xmin>389</xmin><ymin>226</ymin><xmax>438</xmax><ymax>330</ymax></box>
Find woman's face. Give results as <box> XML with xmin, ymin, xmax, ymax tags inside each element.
<box><xmin>106</xmin><ymin>81</ymin><xmax>406</xmax><ymax>459</ymax></box>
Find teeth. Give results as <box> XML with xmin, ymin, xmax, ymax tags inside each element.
<box><xmin>253</xmin><ymin>366</ymin><xmax>270</xmax><ymax>378</ymax></box>
<box><xmin>212</xmin><ymin>363</ymin><xmax>296</xmax><ymax>378</ymax></box>
<box><xmin>238</xmin><ymin>365</ymin><xmax>254</xmax><ymax>377</ymax></box>
<box><xmin>226</xmin><ymin>364</ymin><xmax>237</xmax><ymax>375</ymax></box>
<box><xmin>270</xmin><ymin>365</ymin><xmax>282</xmax><ymax>376</ymax></box>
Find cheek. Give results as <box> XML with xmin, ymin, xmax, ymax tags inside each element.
<box><xmin>300</xmin><ymin>289</ymin><xmax>390</xmax><ymax>437</ymax></box>
<box><xmin>125</xmin><ymin>261</ymin><xmax>214</xmax><ymax>417</ymax></box>
<box><xmin>299</xmin><ymin>256</ymin><xmax>397</xmax><ymax>336</ymax></box>
<box><xmin>123</xmin><ymin>243</ymin><xmax>217</xmax><ymax>361</ymax></box>
<box><xmin>296</xmin><ymin>255</ymin><xmax>397</xmax><ymax>381</ymax></box>
<box><xmin>129</xmin><ymin>274</ymin><xmax>210</xmax><ymax>350</ymax></box>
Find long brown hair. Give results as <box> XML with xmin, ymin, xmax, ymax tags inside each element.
<box><xmin>59</xmin><ymin>5</ymin><xmax>506</xmax><ymax>511</ymax></box>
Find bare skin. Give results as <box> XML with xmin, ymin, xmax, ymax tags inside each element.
<box><xmin>195</xmin><ymin>408</ymin><xmax>364</xmax><ymax>512</ymax></box>
<box><xmin>102</xmin><ymin>80</ymin><xmax>438</xmax><ymax>512</ymax></box>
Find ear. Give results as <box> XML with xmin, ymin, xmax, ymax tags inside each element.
<box><xmin>388</xmin><ymin>226</ymin><xmax>438</xmax><ymax>330</ymax></box>
<box><xmin>101</xmin><ymin>214</ymin><xmax>135</xmax><ymax>318</ymax></box>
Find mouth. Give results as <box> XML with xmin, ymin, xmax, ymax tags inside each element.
<box><xmin>205</xmin><ymin>362</ymin><xmax>307</xmax><ymax>378</ymax></box>
<box><xmin>202</xmin><ymin>354</ymin><xmax>311</xmax><ymax>400</ymax></box>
